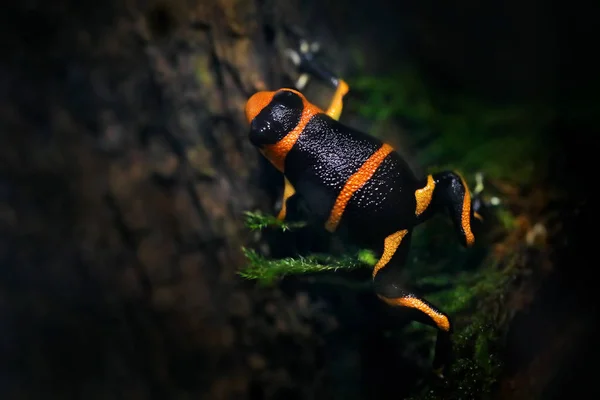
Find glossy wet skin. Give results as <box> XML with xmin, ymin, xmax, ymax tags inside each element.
<box><xmin>246</xmin><ymin>84</ymin><xmax>481</xmax><ymax>374</ymax></box>
<box><xmin>245</xmin><ymin>91</ymin><xmax>277</xmax><ymax>124</ymax></box>
<box><xmin>246</xmin><ymin>90</ymin><xmax>418</xmax><ymax>244</ymax></box>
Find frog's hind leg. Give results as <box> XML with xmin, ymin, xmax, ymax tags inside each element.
<box><xmin>414</xmin><ymin>171</ymin><xmax>483</xmax><ymax>248</ymax></box>
<box><xmin>372</xmin><ymin>229</ymin><xmax>453</xmax><ymax>376</ymax></box>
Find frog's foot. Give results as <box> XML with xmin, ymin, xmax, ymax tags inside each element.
<box><xmin>284</xmin><ymin>38</ymin><xmax>337</xmax><ymax>89</ymax></box>
<box><xmin>376</xmin><ymin>289</ymin><xmax>454</xmax><ymax>375</ymax></box>
<box><xmin>415</xmin><ymin>170</ymin><xmax>483</xmax><ymax>248</ymax></box>
<box><xmin>283</xmin><ymin>37</ymin><xmax>349</xmax><ymax>121</ymax></box>
<box><xmin>471</xmin><ymin>172</ymin><xmax>484</xmax><ymax>220</ymax></box>
<box><xmin>472</xmin><ymin>171</ymin><xmax>505</xmax><ymax>221</ymax></box>
<box><xmin>284</xmin><ymin>39</ymin><xmax>322</xmax><ymax>90</ymax></box>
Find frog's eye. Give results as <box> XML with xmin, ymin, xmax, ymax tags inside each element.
<box><xmin>249</xmin><ymin>91</ymin><xmax>303</xmax><ymax>146</ymax></box>
<box><xmin>272</xmin><ymin>90</ymin><xmax>303</xmax><ymax>110</ymax></box>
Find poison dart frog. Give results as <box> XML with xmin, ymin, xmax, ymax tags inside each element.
<box><xmin>244</xmin><ymin>45</ymin><xmax>483</xmax><ymax>376</ymax></box>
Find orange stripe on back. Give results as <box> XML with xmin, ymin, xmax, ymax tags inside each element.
<box><xmin>260</xmin><ymin>89</ymin><xmax>323</xmax><ymax>173</ymax></box>
<box><xmin>325</xmin><ymin>143</ymin><xmax>394</xmax><ymax>232</ymax></box>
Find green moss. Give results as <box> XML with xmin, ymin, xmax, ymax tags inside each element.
<box><xmin>405</xmin><ymin>255</ymin><xmax>522</xmax><ymax>400</ymax></box>
<box><xmin>239</xmin><ymin>211</ymin><xmax>372</xmax><ymax>284</ymax></box>
<box><xmin>357</xmin><ymin>248</ymin><xmax>378</xmax><ymax>266</ymax></box>
<box><xmin>405</xmin><ymin>315</ymin><xmax>503</xmax><ymax>400</ymax></box>
<box><xmin>194</xmin><ymin>55</ymin><xmax>214</xmax><ymax>87</ymax></box>
<box><xmin>496</xmin><ymin>208</ymin><xmax>518</xmax><ymax>230</ymax></box>
<box><xmin>240</xmin><ymin>213</ymin><xmax>517</xmax><ymax>398</ymax></box>
<box><xmin>239</xmin><ymin>247</ymin><xmax>370</xmax><ymax>286</ymax></box>
<box><xmin>349</xmin><ymin>67</ymin><xmax>555</xmax><ymax>185</ymax></box>
<box><xmin>243</xmin><ymin>210</ymin><xmax>307</xmax><ymax>232</ymax></box>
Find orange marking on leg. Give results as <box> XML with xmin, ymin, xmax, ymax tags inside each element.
<box><xmin>326</xmin><ymin>80</ymin><xmax>349</xmax><ymax>121</ymax></box>
<box><xmin>379</xmin><ymin>295</ymin><xmax>451</xmax><ymax>332</ymax></box>
<box><xmin>325</xmin><ymin>143</ymin><xmax>394</xmax><ymax>232</ymax></box>
<box><xmin>277</xmin><ymin>177</ymin><xmax>296</xmax><ymax>221</ymax></box>
<box><xmin>415</xmin><ymin>174</ymin><xmax>435</xmax><ymax>216</ymax></box>
<box><xmin>457</xmin><ymin>174</ymin><xmax>475</xmax><ymax>246</ymax></box>
<box><xmin>372</xmin><ymin>230</ymin><xmax>408</xmax><ymax>278</ymax></box>
<box><xmin>260</xmin><ymin>89</ymin><xmax>322</xmax><ymax>172</ymax></box>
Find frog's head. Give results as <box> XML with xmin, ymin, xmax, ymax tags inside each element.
<box><xmin>246</xmin><ymin>89</ymin><xmax>306</xmax><ymax>147</ymax></box>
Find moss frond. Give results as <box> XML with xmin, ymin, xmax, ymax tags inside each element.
<box><xmin>240</xmin><ymin>211</ymin><xmax>377</xmax><ymax>284</ymax></box>
<box><xmin>243</xmin><ymin>210</ymin><xmax>307</xmax><ymax>231</ymax></box>
<box><xmin>238</xmin><ymin>247</ymin><xmax>371</xmax><ymax>285</ymax></box>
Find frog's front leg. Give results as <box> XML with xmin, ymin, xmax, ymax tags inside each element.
<box><xmin>372</xmin><ymin>229</ymin><xmax>453</xmax><ymax>376</ymax></box>
<box><xmin>324</xmin><ymin>79</ymin><xmax>349</xmax><ymax>121</ymax></box>
<box><xmin>414</xmin><ymin>171</ymin><xmax>484</xmax><ymax>247</ymax></box>
<box><xmin>276</xmin><ymin>176</ymin><xmax>299</xmax><ymax>221</ymax></box>
<box><xmin>285</xmin><ymin>38</ymin><xmax>350</xmax><ymax>121</ymax></box>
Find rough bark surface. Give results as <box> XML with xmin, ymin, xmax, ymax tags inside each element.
<box><xmin>1</xmin><ymin>1</ymin><xmax>342</xmax><ymax>398</ymax></box>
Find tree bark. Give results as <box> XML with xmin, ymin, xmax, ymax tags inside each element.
<box><xmin>1</xmin><ymin>1</ymin><xmax>337</xmax><ymax>398</ymax></box>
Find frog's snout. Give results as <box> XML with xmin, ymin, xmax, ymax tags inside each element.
<box><xmin>245</xmin><ymin>91</ymin><xmax>275</xmax><ymax>124</ymax></box>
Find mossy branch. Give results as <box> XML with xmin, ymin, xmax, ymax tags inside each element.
<box><xmin>239</xmin><ymin>210</ymin><xmax>377</xmax><ymax>284</ymax></box>
<box><xmin>239</xmin><ymin>247</ymin><xmax>373</xmax><ymax>285</ymax></box>
<box><xmin>243</xmin><ymin>210</ymin><xmax>307</xmax><ymax>231</ymax></box>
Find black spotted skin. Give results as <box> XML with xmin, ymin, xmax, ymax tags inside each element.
<box><xmin>338</xmin><ymin>152</ymin><xmax>418</xmax><ymax>248</ymax></box>
<box><xmin>283</xmin><ymin>114</ymin><xmax>382</xmax><ymax>223</ymax></box>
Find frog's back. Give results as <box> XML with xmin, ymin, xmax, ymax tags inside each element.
<box><xmin>284</xmin><ymin>114</ymin><xmax>419</xmax><ymax>240</ymax></box>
